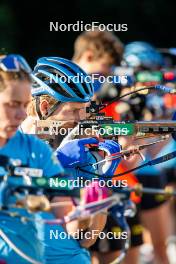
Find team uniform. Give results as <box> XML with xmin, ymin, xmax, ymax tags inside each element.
<box><xmin>136</xmin><ymin>154</ymin><xmax>168</xmax><ymax>211</ymax></box>
<box><xmin>36</xmin><ymin>212</ymin><xmax>91</xmax><ymax>264</ymax></box>
<box><xmin>0</xmin><ymin>131</ymin><xmax>64</xmax><ymax>263</ymax></box>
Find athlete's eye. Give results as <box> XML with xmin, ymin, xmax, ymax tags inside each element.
<box><xmin>24</xmin><ymin>102</ymin><xmax>29</xmax><ymax>109</ymax></box>
<box><xmin>7</xmin><ymin>102</ymin><xmax>20</xmax><ymax>108</ymax></box>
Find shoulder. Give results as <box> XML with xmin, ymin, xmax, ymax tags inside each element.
<box><xmin>17</xmin><ymin>131</ymin><xmax>64</xmax><ymax>175</ymax></box>
<box><xmin>17</xmin><ymin>130</ymin><xmax>52</xmax><ymax>153</ymax></box>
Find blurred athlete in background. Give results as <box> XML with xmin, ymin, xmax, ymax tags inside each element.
<box><xmin>72</xmin><ymin>30</ymin><xmax>145</xmax><ymax>264</ymax></box>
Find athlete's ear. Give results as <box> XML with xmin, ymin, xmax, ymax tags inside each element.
<box><xmin>40</xmin><ymin>100</ymin><xmax>50</xmax><ymax>115</ymax></box>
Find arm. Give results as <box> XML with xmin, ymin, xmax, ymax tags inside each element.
<box><xmin>79</xmin><ymin>213</ymin><xmax>107</xmax><ymax>248</ymax></box>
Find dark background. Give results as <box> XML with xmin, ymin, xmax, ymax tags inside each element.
<box><xmin>0</xmin><ymin>0</ymin><xmax>174</xmax><ymax>67</ymax></box>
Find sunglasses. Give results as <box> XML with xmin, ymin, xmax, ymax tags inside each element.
<box><xmin>0</xmin><ymin>54</ymin><xmax>32</xmax><ymax>73</ymax></box>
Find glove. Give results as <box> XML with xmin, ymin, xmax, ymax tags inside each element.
<box><xmin>91</xmin><ymin>140</ymin><xmax>121</xmax><ymax>176</ymax></box>
<box><xmin>63</xmin><ymin>151</ymin><xmax>97</xmax><ymax>180</ymax></box>
<box><xmin>55</xmin><ymin>137</ymin><xmax>99</xmax><ymax>168</ymax></box>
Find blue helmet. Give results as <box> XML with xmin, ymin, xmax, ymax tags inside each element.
<box><xmin>31</xmin><ymin>57</ymin><xmax>94</xmax><ymax>102</ymax></box>
<box><xmin>123</xmin><ymin>41</ymin><xmax>164</xmax><ymax>69</ymax></box>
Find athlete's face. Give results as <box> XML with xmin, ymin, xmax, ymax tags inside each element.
<box><xmin>90</xmin><ymin>55</ymin><xmax>114</xmax><ymax>75</ymax></box>
<box><xmin>49</xmin><ymin>101</ymin><xmax>91</xmax><ymax>123</ymax></box>
<box><xmin>78</xmin><ymin>52</ymin><xmax>114</xmax><ymax>76</ymax></box>
<box><xmin>0</xmin><ymin>79</ymin><xmax>31</xmax><ymax>139</ymax></box>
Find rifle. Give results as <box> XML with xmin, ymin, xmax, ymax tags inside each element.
<box><xmin>34</xmin><ymin>116</ymin><xmax>176</xmax><ymax>140</ymax></box>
